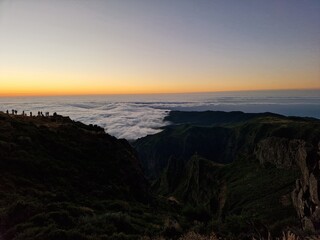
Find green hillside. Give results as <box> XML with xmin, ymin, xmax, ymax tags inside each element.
<box><xmin>0</xmin><ymin>112</ymin><xmax>170</xmax><ymax>240</ymax></box>
<box><xmin>1</xmin><ymin>110</ymin><xmax>320</xmax><ymax>239</ymax></box>
<box><xmin>134</xmin><ymin>111</ymin><xmax>320</xmax><ymax>238</ymax></box>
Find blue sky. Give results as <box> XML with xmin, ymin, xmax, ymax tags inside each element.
<box><xmin>0</xmin><ymin>0</ymin><xmax>319</xmax><ymax>95</ymax></box>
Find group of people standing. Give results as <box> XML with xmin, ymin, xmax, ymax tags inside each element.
<box><xmin>6</xmin><ymin>109</ymin><xmax>55</xmax><ymax>117</ymax></box>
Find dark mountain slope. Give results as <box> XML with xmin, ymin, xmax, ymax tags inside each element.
<box><xmin>1</xmin><ymin>110</ymin><xmax>320</xmax><ymax>239</ymax></box>
<box><xmin>135</xmin><ymin>111</ymin><xmax>320</xmax><ymax>179</ymax></box>
<box><xmin>134</xmin><ymin>111</ymin><xmax>320</xmax><ymax>237</ymax></box>
<box><xmin>134</xmin><ymin>124</ymin><xmax>237</xmax><ymax>178</ymax></box>
<box><xmin>0</xmin><ymin>112</ymin><xmax>167</xmax><ymax>240</ymax></box>
<box><xmin>164</xmin><ymin>110</ymin><xmax>284</xmax><ymax>126</ymax></box>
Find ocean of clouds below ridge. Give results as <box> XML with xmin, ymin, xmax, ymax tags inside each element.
<box><xmin>0</xmin><ymin>101</ymin><xmax>171</xmax><ymax>140</ymax></box>
<box><xmin>0</xmin><ymin>92</ymin><xmax>319</xmax><ymax>140</ymax></box>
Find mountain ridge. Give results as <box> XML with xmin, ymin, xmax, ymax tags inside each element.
<box><xmin>1</xmin><ymin>110</ymin><xmax>320</xmax><ymax>239</ymax></box>
<box><xmin>134</xmin><ymin>110</ymin><xmax>320</xmax><ymax>236</ymax></box>
<box><xmin>0</xmin><ymin>112</ymin><xmax>166</xmax><ymax>240</ymax></box>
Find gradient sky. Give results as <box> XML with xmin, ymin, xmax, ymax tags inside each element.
<box><xmin>0</xmin><ymin>0</ymin><xmax>319</xmax><ymax>96</ymax></box>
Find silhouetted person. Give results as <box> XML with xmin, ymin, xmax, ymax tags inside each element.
<box><xmin>15</xmin><ymin>110</ymin><xmax>17</xmax><ymax>115</ymax></box>
<box><xmin>22</xmin><ymin>111</ymin><xmax>25</xmax><ymax>116</ymax></box>
<box><xmin>30</xmin><ymin>112</ymin><xmax>32</xmax><ymax>117</ymax></box>
<box><xmin>41</xmin><ymin>111</ymin><xmax>43</xmax><ymax>117</ymax></box>
<box><xmin>38</xmin><ymin>111</ymin><xmax>40</xmax><ymax>117</ymax></box>
<box><xmin>6</xmin><ymin>110</ymin><xmax>9</xmax><ymax>114</ymax></box>
<box><xmin>12</xmin><ymin>109</ymin><xmax>14</xmax><ymax>115</ymax></box>
<box><xmin>53</xmin><ymin>112</ymin><xmax>57</xmax><ymax>117</ymax></box>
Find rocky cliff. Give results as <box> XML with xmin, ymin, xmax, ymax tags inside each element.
<box><xmin>134</xmin><ymin>124</ymin><xmax>237</xmax><ymax>178</ymax></box>
<box><xmin>255</xmin><ymin>136</ymin><xmax>320</xmax><ymax>232</ymax></box>
<box><xmin>254</xmin><ymin>137</ymin><xmax>307</xmax><ymax>168</ymax></box>
<box><xmin>134</xmin><ymin>111</ymin><xmax>320</xmax><ymax>237</ymax></box>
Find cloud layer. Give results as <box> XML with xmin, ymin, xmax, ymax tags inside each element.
<box><xmin>1</xmin><ymin>91</ymin><xmax>319</xmax><ymax>140</ymax></box>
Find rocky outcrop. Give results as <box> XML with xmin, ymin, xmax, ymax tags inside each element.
<box><xmin>291</xmin><ymin>142</ymin><xmax>320</xmax><ymax>232</ymax></box>
<box><xmin>254</xmin><ymin>137</ymin><xmax>307</xmax><ymax>169</ymax></box>
<box><xmin>255</xmin><ymin>137</ymin><xmax>320</xmax><ymax>232</ymax></box>
<box><xmin>134</xmin><ymin>110</ymin><xmax>320</xmax><ymax>236</ymax></box>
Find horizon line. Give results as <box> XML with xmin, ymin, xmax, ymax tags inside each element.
<box><xmin>0</xmin><ymin>87</ymin><xmax>319</xmax><ymax>98</ymax></box>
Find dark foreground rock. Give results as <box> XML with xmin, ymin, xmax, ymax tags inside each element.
<box><xmin>1</xmin><ymin>110</ymin><xmax>320</xmax><ymax>239</ymax></box>
<box><xmin>0</xmin><ymin>112</ymin><xmax>161</xmax><ymax>240</ymax></box>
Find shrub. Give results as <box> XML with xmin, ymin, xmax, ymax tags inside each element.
<box><xmin>47</xmin><ymin>229</ymin><xmax>88</xmax><ymax>240</ymax></box>
<box><xmin>47</xmin><ymin>211</ymin><xmax>74</xmax><ymax>228</ymax></box>
<box><xmin>105</xmin><ymin>212</ymin><xmax>135</xmax><ymax>233</ymax></box>
<box><xmin>2</xmin><ymin>200</ymin><xmax>41</xmax><ymax>228</ymax></box>
<box><xmin>178</xmin><ymin>231</ymin><xmax>218</xmax><ymax>240</ymax></box>
<box><xmin>182</xmin><ymin>205</ymin><xmax>211</xmax><ymax>222</ymax></box>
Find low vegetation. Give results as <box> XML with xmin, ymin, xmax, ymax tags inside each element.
<box><xmin>134</xmin><ymin>111</ymin><xmax>320</xmax><ymax>239</ymax></box>
<box><xmin>1</xmin><ymin>111</ymin><xmax>320</xmax><ymax>239</ymax></box>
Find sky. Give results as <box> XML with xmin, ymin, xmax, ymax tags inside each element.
<box><xmin>0</xmin><ymin>0</ymin><xmax>319</xmax><ymax>96</ymax></box>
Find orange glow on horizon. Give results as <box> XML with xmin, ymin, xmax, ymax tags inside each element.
<box><xmin>1</xmin><ymin>82</ymin><xmax>319</xmax><ymax>97</ymax></box>
<box><xmin>1</xmin><ymin>1</ymin><xmax>319</xmax><ymax>98</ymax></box>
<box><xmin>1</xmin><ymin>69</ymin><xmax>319</xmax><ymax>97</ymax></box>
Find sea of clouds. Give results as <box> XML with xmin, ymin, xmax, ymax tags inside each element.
<box><xmin>0</xmin><ymin>90</ymin><xmax>319</xmax><ymax>140</ymax></box>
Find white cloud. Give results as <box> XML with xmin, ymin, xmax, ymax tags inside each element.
<box><xmin>0</xmin><ymin>92</ymin><xmax>319</xmax><ymax>140</ymax></box>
